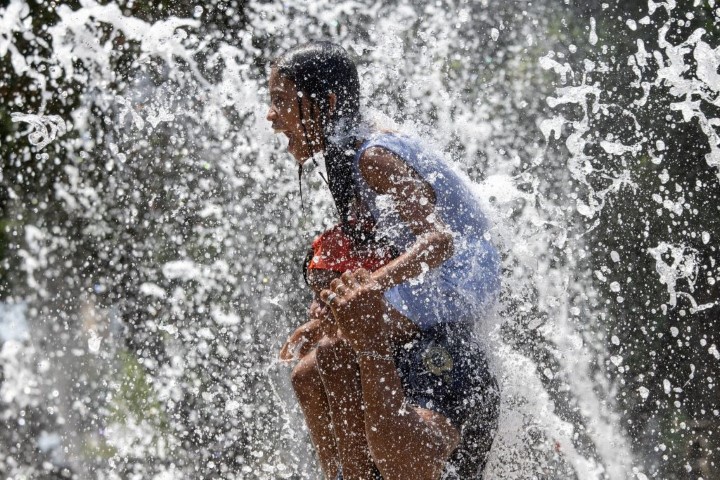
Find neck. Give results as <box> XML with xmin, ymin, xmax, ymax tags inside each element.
<box><xmin>326</xmin><ymin>114</ymin><xmax>365</xmax><ymax>147</ymax></box>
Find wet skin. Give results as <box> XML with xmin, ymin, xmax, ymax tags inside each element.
<box><xmin>267</xmin><ymin>67</ymin><xmax>330</xmax><ymax>165</ymax></box>
<box><xmin>270</xmin><ymin>67</ymin><xmax>460</xmax><ymax>480</ymax></box>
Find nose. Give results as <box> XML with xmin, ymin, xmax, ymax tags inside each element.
<box><xmin>266</xmin><ymin>105</ymin><xmax>277</xmax><ymax>123</ymax></box>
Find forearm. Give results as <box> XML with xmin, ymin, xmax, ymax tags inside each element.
<box><xmin>372</xmin><ymin>229</ymin><xmax>454</xmax><ymax>290</ymax></box>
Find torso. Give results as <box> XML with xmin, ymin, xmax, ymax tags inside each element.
<box><xmin>350</xmin><ymin>132</ymin><xmax>502</xmax><ymax>329</ymax></box>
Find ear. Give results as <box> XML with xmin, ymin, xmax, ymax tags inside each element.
<box><xmin>327</xmin><ymin>92</ymin><xmax>338</xmax><ymax>117</ymax></box>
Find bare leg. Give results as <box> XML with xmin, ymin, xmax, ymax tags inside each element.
<box><xmin>357</xmin><ymin>309</ymin><xmax>461</xmax><ymax>480</ymax></box>
<box><xmin>291</xmin><ymin>349</ymin><xmax>340</xmax><ymax>479</ymax></box>
<box><xmin>318</xmin><ymin>267</ymin><xmax>463</xmax><ymax>479</ymax></box>
<box><xmin>315</xmin><ymin>337</ymin><xmax>376</xmax><ymax>480</ymax></box>
<box><xmin>359</xmin><ymin>353</ymin><xmax>460</xmax><ymax>480</ymax></box>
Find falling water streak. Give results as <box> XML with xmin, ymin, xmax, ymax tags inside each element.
<box><xmin>541</xmin><ymin>2</ymin><xmax>719</xmax><ymax>313</ymax></box>
<box><xmin>539</xmin><ymin>2</ymin><xmax>720</xmax><ymax>477</ymax></box>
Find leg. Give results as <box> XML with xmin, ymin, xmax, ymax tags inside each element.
<box><xmin>319</xmin><ymin>271</ymin><xmax>461</xmax><ymax>479</ymax></box>
<box><xmin>361</xmin><ymin>371</ymin><xmax>460</xmax><ymax>479</ymax></box>
<box><xmin>357</xmin><ymin>310</ymin><xmax>461</xmax><ymax>480</ymax></box>
<box><xmin>291</xmin><ymin>349</ymin><xmax>340</xmax><ymax>479</ymax></box>
<box><xmin>315</xmin><ymin>337</ymin><xmax>376</xmax><ymax>480</ymax></box>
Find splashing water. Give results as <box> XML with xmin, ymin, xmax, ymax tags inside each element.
<box><xmin>1</xmin><ymin>0</ymin><xmax>718</xmax><ymax>479</ymax></box>
<box><xmin>10</xmin><ymin>113</ymin><xmax>67</xmax><ymax>150</ymax></box>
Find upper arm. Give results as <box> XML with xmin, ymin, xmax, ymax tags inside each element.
<box><xmin>358</xmin><ymin>147</ymin><xmax>444</xmax><ymax>236</ymax></box>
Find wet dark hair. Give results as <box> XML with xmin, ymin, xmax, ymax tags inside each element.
<box><xmin>272</xmin><ymin>41</ymin><xmax>364</xmax><ymax>238</ymax></box>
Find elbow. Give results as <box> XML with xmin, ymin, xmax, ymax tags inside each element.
<box><xmin>439</xmin><ymin>230</ymin><xmax>454</xmax><ymax>261</ymax></box>
<box><xmin>426</xmin><ymin>230</ymin><xmax>454</xmax><ymax>266</ymax></box>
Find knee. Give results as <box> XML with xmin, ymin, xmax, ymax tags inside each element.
<box><xmin>290</xmin><ymin>352</ymin><xmax>322</xmax><ymax>400</ymax></box>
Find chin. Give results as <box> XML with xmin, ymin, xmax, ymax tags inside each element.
<box><xmin>290</xmin><ymin>150</ymin><xmax>311</xmax><ymax>166</ymax></box>
<box><xmin>288</xmin><ymin>151</ymin><xmax>302</xmax><ymax>164</ymax></box>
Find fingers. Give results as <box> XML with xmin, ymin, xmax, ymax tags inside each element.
<box><xmin>327</xmin><ymin>277</ymin><xmax>347</xmax><ymax>296</ymax></box>
<box><xmin>308</xmin><ymin>301</ymin><xmax>327</xmax><ymax>320</ymax></box>
<box><xmin>320</xmin><ymin>288</ymin><xmax>343</xmax><ymax>307</ymax></box>
<box><xmin>279</xmin><ymin>334</ymin><xmax>309</xmax><ymax>361</ymax></box>
<box><xmin>323</xmin><ymin>275</ymin><xmax>354</xmax><ymax>306</ymax></box>
<box><xmin>310</xmin><ymin>301</ymin><xmax>335</xmax><ymax>323</ymax></box>
<box><xmin>353</xmin><ymin>268</ymin><xmax>371</xmax><ymax>285</ymax></box>
<box><xmin>329</xmin><ymin>277</ymin><xmax>343</xmax><ymax>291</ymax></box>
<box><xmin>297</xmin><ymin>337</ymin><xmax>317</xmax><ymax>358</ymax></box>
<box><xmin>322</xmin><ymin>269</ymin><xmax>375</xmax><ymax>308</ymax></box>
<box><xmin>340</xmin><ymin>270</ymin><xmax>360</xmax><ymax>289</ymax></box>
<box><xmin>288</xmin><ymin>337</ymin><xmax>308</xmax><ymax>359</ymax></box>
<box><xmin>279</xmin><ymin>317</ymin><xmax>326</xmax><ymax>361</ymax></box>
<box><xmin>279</xmin><ymin>341</ymin><xmax>293</xmax><ymax>361</ymax></box>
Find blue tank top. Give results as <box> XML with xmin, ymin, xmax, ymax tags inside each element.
<box><xmin>351</xmin><ymin>132</ymin><xmax>500</xmax><ymax>329</ymax></box>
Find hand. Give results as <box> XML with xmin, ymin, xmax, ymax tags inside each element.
<box><xmin>279</xmin><ymin>301</ymin><xmax>335</xmax><ymax>361</ymax></box>
<box><xmin>319</xmin><ymin>268</ymin><xmax>393</xmax><ymax>354</ymax></box>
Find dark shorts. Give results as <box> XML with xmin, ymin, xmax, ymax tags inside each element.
<box><xmin>395</xmin><ymin>322</ymin><xmax>500</xmax><ymax>479</ymax></box>
<box><xmin>337</xmin><ymin>323</ymin><xmax>499</xmax><ymax>480</ymax></box>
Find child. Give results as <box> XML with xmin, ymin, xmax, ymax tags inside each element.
<box><xmin>279</xmin><ymin>225</ymin><xmax>394</xmax><ymax>479</ymax></box>
<box><xmin>270</xmin><ymin>42</ymin><xmax>500</xmax><ymax>479</ymax></box>
<box><xmin>282</xmin><ymin>223</ymin><xmax>499</xmax><ymax>479</ymax></box>
<box><xmin>280</xmin><ymin>224</ymin><xmax>394</xmax><ymax>361</ymax></box>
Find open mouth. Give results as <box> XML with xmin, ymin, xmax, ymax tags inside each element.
<box><xmin>272</xmin><ymin>128</ymin><xmax>302</xmax><ymax>159</ymax></box>
<box><xmin>272</xmin><ymin>127</ymin><xmax>293</xmax><ymax>149</ymax></box>
<box><xmin>284</xmin><ymin>132</ymin><xmax>294</xmax><ymax>151</ymax></box>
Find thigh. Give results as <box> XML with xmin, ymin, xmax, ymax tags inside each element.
<box><xmin>394</xmin><ymin>325</ymin><xmax>500</xmax><ymax>477</ymax></box>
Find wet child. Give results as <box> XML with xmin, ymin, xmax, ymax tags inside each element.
<box><xmin>270</xmin><ymin>42</ymin><xmax>500</xmax><ymax>480</ymax></box>
<box><xmin>280</xmin><ymin>224</ymin><xmax>394</xmax><ymax>361</ymax></box>
<box><xmin>279</xmin><ymin>224</ymin><xmax>394</xmax><ymax>479</ymax></box>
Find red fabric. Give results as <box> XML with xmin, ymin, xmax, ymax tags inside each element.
<box><xmin>308</xmin><ymin>225</ymin><xmax>393</xmax><ymax>272</ymax></box>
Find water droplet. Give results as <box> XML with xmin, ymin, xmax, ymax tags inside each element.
<box><xmin>88</xmin><ymin>333</ymin><xmax>102</xmax><ymax>353</ymax></box>
<box><xmin>589</xmin><ymin>17</ymin><xmax>598</xmax><ymax>46</ymax></box>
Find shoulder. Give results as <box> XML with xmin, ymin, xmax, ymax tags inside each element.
<box><xmin>358</xmin><ymin>145</ymin><xmax>413</xmax><ymax>194</ymax></box>
<box><xmin>358</xmin><ymin>132</ymin><xmax>414</xmax><ymax>171</ymax></box>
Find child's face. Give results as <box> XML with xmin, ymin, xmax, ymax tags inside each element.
<box><xmin>307</xmin><ymin>269</ymin><xmax>341</xmax><ymax>298</ymax></box>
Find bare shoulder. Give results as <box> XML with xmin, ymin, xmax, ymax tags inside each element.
<box><xmin>358</xmin><ymin>146</ymin><xmax>423</xmax><ymax>195</ymax></box>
